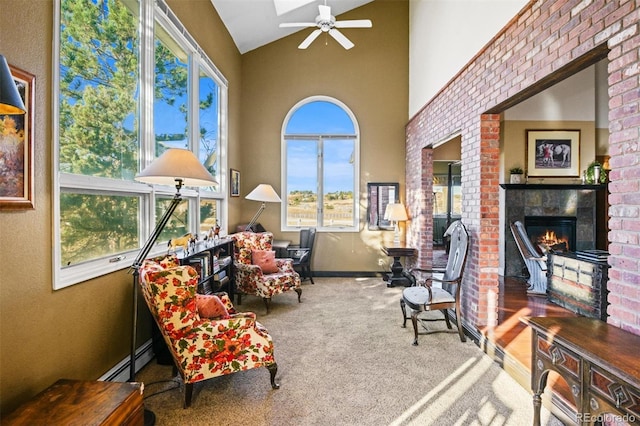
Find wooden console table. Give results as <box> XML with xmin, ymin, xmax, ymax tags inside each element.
<box><xmin>4</xmin><ymin>379</ymin><xmax>145</xmax><ymax>425</ymax></box>
<box><xmin>526</xmin><ymin>317</ymin><xmax>640</xmax><ymax>426</ymax></box>
<box><xmin>382</xmin><ymin>244</ymin><xmax>417</xmax><ymax>287</ymax></box>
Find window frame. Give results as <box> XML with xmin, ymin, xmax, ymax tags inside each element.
<box><xmin>53</xmin><ymin>0</ymin><xmax>228</xmax><ymax>290</ymax></box>
<box><xmin>281</xmin><ymin>96</ymin><xmax>360</xmax><ymax>232</ymax></box>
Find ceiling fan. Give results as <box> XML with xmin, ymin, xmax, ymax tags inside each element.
<box><xmin>279</xmin><ymin>3</ymin><xmax>372</xmax><ymax>50</ymax></box>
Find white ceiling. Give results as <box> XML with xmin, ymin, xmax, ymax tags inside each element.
<box><xmin>210</xmin><ymin>0</ymin><xmax>375</xmax><ymax>54</ymax></box>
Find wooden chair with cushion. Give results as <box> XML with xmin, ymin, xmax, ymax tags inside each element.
<box><xmin>139</xmin><ymin>255</ymin><xmax>279</xmax><ymax>408</ymax></box>
<box><xmin>400</xmin><ymin>220</ymin><xmax>469</xmax><ymax>345</ymax></box>
<box><xmin>231</xmin><ymin>231</ymin><xmax>302</xmax><ymax>314</ymax></box>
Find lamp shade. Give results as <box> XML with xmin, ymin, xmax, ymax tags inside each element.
<box><xmin>135</xmin><ymin>148</ymin><xmax>217</xmax><ymax>187</ymax></box>
<box><xmin>0</xmin><ymin>54</ymin><xmax>26</xmax><ymax>115</ymax></box>
<box><xmin>245</xmin><ymin>184</ymin><xmax>282</xmax><ymax>203</ymax></box>
<box><xmin>384</xmin><ymin>203</ymin><xmax>408</xmax><ymax>221</ymax></box>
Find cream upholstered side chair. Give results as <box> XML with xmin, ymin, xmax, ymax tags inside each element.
<box><xmin>231</xmin><ymin>231</ymin><xmax>302</xmax><ymax>314</ymax></box>
<box><xmin>139</xmin><ymin>255</ymin><xmax>279</xmax><ymax>408</ymax></box>
<box><xmin>400</xmin><ymin>220</ymin><xmax>469</xmax><ymax>345</ymax></box>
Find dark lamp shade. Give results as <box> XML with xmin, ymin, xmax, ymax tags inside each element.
<box><xmin>0</xmin><ymin>55</ymin><xmax>26</xmax><ymax>115</ymax></box>
<box><xmin>135</xmin><ymin>148</ymin><xmax>217</xmax><ymax>187</ymax></box>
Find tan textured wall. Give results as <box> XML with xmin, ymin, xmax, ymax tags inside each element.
<box><xmin>0</xmin><ymin>0</ymin><xmax>241</xmax><ymax>414</ymax></box>
<box><xmin>239</xmin><ymin>0</ymin><xmax>409</xmax><ymax>272</ymax></box>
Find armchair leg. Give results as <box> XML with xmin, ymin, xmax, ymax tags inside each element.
<box><xmin>442</xmin><ymin>309</ymin><xmax>453</xmax><ymax>329</ymax></box>
<box><xmin>400</xmin><ymin>299</ymin><xmax>408</xmax><ymax>328</ymax></box>
<box><xmin>455</xmin><ymin>306</ymin><xmax>466</xmax><ymax>343</ymax></box>
<box><xmin>183</xmin><ymin>383</ymin><xmax>193</xmax><ymax>408</ymax></box>
<box><xmin>263</xmin><ymin>297</ymin><xmax>271</xmax><ymax>314</ymax></box>
<box><xmin>295</xmin><ymin>288</ymin><xmax>302</xmax><ymax>302</ymax></box>
<box><xmin>267</xmin><ymin>363</ymin><xmax>280</xmax><ymax>389</ymax></box>
<box><xmin>236</xmin><ymin>293</ymin><xmax>243</xmax><ymax>305</ymax></box>
<box><xmin>305</xmin><ymin>266</ymin><xmax>314</xmax><ymax>284</ymax></box>
<box><xmin>410</xmin><ymin>311</ymin><xmax>420</xmax><ymax>346</ymax></box>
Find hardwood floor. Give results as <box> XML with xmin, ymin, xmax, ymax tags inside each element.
<box><xmin>477</xmin><ymin>276</ymin><xmax>578</xmax><ymax>372</ymax></box>
<box><xmin>475</xmin><ymin>275</ymin><xmax>579</xmax><ymax>422</ymax></box>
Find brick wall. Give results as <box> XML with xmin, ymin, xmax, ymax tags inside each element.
<box><xmin>406</xmin><ymin>0</ymin><xmax>640</xmax><ymax>333</ymax></box>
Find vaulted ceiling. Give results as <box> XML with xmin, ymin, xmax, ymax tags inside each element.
<box><xmin>210</xmin><ymin>0</ymin><xmax>374</xmax><ymax>53</ymax></box>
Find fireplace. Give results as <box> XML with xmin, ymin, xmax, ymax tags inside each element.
<box><xmin>502</xmin><ymin>185</ymin><xmax>599</xmax><ymax>277</ymax></box>
<box><xmin>524</xmin><ymin>216</ymin><xmax>577</xmax><ymax>253</ymax></box>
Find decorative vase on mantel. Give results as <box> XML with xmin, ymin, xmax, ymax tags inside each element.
<box><xmin>509</xmin><ymin>167</ymin><xmax>524</xmax><ymax>184</ymax></box>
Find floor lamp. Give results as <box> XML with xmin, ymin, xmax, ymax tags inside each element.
<box><xmin>129</xmin><ymin>149</ymin><xmax>216</xmax><ymax>423</ymax></box>
<box><xmin>244</xmin><ymin>184</ymin><xmax>282</xmax><ymax>231</ymax></box>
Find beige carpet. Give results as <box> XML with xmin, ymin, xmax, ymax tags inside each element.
<box><xmin>137</xmin><ymin>277</ymin><xmax>562</xmax><ymax>425</ymax></box>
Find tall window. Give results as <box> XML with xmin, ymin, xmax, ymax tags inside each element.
<box><xmin>54</xmin><ymin>0</ymin><xmax>227</xmax><ymax>289</ymax></box>
<box><xmin>282</xmin><ymin>97</ymin><xmax>359</xmax><ymax>231</ymax></box>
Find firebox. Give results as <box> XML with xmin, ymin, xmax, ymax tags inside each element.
<box><xmin>524</xmin><ymin>216</ymin><xmax>577</xmax><ymax>253</ymax></box>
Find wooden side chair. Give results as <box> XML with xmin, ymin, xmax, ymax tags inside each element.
<box><xmin>287</xmin><ymin>227</ymin><xmax>316</xmax><ymax>284</ymax></box>
<box><xmin>400</xmin><ymin>220</ymin><xmax>469</xmax><ymax>345</ymax></box>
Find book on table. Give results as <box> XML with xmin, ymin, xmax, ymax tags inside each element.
<box><xmin>575</xmin><ymin>249</ymin><xmax>609</xmax><ymax>261</ymax></box>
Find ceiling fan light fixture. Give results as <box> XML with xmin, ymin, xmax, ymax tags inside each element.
<box><xmin>280</xmin><ymin>3</ymin><xmax>372</xmax><ymax>50</ymax></box>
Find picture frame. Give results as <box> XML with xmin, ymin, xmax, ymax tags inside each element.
<box><xmin>230</xmin><ymin>168</ymin><xmax>240</xmax><ymax>197</ymax></box>
<box><xmin>526</xmin><ymin>130</ymin><xmax>580</xmax><ymax>178</ymax></box>
<box><xmin>0</xmin><ymin>64</ymin><xmax>35</xmax><ymax>209</ymax></box>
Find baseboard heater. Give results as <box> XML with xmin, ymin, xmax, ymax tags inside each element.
<box><xmin>99</xmin><ymin>339</ymin><xmax>154</xmax><ymax>382</ymax></box>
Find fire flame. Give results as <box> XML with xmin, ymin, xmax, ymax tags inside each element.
<box><xmin>536</xmin><ymin>230</ymin><xmax>570</xmax><ymax>252</ymax></box>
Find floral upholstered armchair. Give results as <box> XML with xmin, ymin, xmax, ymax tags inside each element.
<box><xmin>139</xmin><ymin>255</ymin><xmax>279</xmax><ymax>408</ymax></box>
<box><xmin>232</xmin><ymin>232</ymin><xmax>302</xmax><ymax>314</ymax></box>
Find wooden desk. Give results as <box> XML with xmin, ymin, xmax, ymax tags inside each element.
<box><xmin>526</xmin><ymin>317</ymin><xmax>640</xmax><ymax>426</ymax></box>
<box><xmin>4</xmin><ymin>379</ymin><xmax>145</xmax><ymax>425</ymax></box>
<box><xmin>382</xmin><ymin>244</ymin><xmax>417</xmax><ymax>287</ymax></box>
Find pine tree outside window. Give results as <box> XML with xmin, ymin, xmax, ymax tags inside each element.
<box><xmin>54</xmin><ymin>0</ymin><xmax>228</xmax><ymax>289</ymax></box>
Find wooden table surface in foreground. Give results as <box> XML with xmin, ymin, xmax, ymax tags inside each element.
<box><xmin>3</xmin><ymin>379</ymin><xmax>144</xmax><ymax>426</ymax></box>
<box><xmin>525</xmin><ymin>316</ymin><xmax>640</xmax><ymax>426</ymax></box>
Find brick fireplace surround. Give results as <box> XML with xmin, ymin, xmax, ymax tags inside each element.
<box><xmin>405</xmin><ymin>0</ymin><xmax>640</xmax><ymax>335</ymax></box>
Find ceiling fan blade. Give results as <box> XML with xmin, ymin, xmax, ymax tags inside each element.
<box><xmin>334</xmin><ymin>19</ymin><xmax>372</xmax><ymax>28</ymax></box>
<box><xmin>318</xmin><ymin>4</ymin><xmax>332</xmax><ymax>21</ymax></box>
<box><xmin>299</xmin><ymin>29</ymin><xmax>322</xmax><ymax>49</ymax></box>
<box><xmin>280</xmin><ymin>22</ymin><xmax>316</xmax><ymax>28</ymax></box>
<box><xmin>329</xmin><ymin>28</ymin><xmax>354</xmax><ymax>50</ymax></box>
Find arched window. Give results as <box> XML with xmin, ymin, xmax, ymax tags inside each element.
<box><xmin>282</xmin><ymin>97</ymin><xmax>359</xmax><ymax>231</ymax></box>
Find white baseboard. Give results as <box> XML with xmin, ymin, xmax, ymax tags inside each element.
<box><xmin>99</xmin><ymin>339</ymin><xmax>155</xmax><ymax>382</ymax></box>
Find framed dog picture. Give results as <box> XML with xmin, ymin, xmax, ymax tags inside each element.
<box><xmin>526</xmin><ymin>130</ymin><xmax>580</xmax><ymax>178</ymax></box>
